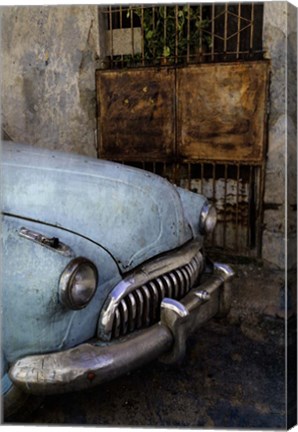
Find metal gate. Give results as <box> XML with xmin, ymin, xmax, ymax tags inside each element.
<box><xmin>96</xmin><ymin>3</ymin><xmax>269</xmax><ymax>258</ymax></box>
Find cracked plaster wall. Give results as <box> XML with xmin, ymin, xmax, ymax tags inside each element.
<box><xmin>262</xmin><ymin>2</ymin><xmax>297</xmax><ymax>269</ymax></box>
<box><xmin>1</xmin><ymin>6</ymin><xmax>101</xmax><ymax>156</ymax></box>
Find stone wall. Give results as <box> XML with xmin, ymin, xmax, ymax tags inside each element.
<box><xmin>1</xmin><ymin>6</ymin><xmax>101</xmax><ymax>156</ymax></box>
<box><xmin>262</xmin><ymin>2</ymin><xmax>297</xmax><ymax>269</ymax></box>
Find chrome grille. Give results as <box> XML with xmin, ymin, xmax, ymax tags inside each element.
<box><xmin>101</xmin><ymin>248</ymin><xmax>203</xmax><ymax>341</ymax></box>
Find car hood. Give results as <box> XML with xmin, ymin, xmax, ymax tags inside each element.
<box><xmin>2</xmin><ymin>142</ymin><xmax>193</xmax><ymax>272</ymax></box>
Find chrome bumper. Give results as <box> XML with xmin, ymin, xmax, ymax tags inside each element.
<box><xmin>9</xmin><ymin>263</ymin><xmax>234</xmax><ymax>395</ymax></box>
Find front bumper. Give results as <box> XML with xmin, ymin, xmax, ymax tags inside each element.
<box><xmin>9</xmin><ymin>262</ymin><xmax>234</xmax><ymax>395</ymax></box>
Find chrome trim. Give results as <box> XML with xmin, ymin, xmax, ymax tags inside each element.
<box><xmin>97</xmin><ymin>240</ymin><xmax>204</xmax><ymax>341</ymax></box>
<box><xmin>214</xmin><ymin>262</ymin><xmax>235</xmax><ymax>281</ymax></box>
<box><xmin>213</xmin><ymin>262</ymin><xmax>235</xmax><ymax>317</ymax></box>
<box><xmin>195</xmin><ymin>290</ymin><xmax>210</xmax><ymax>301</ymax></box>
<box><xmin>9</xmin><ymin>263</ymin><xmax>234</xmax><ymax>394</ymax></box>
<box><xmin>59</xmin><ymin>257</ymin><xmax>98</xmax><ymax>310</ymax></box>
<box><xmin>199</xmin><ymin>203</ymin><xmax>217</xmax><ymax>235</ymax></box>
<box><xmin>161</xmin><ymin>298</ymin><xmax>189</xmax><ymax>318</ymax></box>
<box><xmin>19</xmin><ymin>227</ymin><xmax>73</xmax><ymax>257</ymax></box>
<box><xmin>10</xmin><ymin>324</ymin><xmax>173</xmax><ymax>395</ymax></box>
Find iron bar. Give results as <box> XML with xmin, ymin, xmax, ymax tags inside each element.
<box><xmin>105</xmin><ymin>3</ymin><xmax>262</xmax><ymax>65</ymax></box>
<box><xmin>119</xmin><ymin>5</ymin><xmax>124</xmax><ymax>67</ymax></box>
<box><xmin>109</xmin><ymin>6</ymin><xmax>113</xmax><ymax>63</ymax></box>
<box><xmin>235</xmin><ymin>163</ymin><xmax>240</xmax><ymax>251</ymax></box>
<box><xmin>256</xmin><ymin>163</ymin><xmax>266</xmax><ymax>258</ymax></box>
<box><xmin>130</xmin><ymin>6</ymin><xmax>135</xmax><ymax>60</ymax></box>
<box><xmin>250</xmin><ymin>3</ymin><xmax>255</xmax><ymax>52</ymax></box>
<box><xmin>175</xmin><ymin>5</ymin><xmax>179</xmax><ymax>63</ymax></box>
<box><xmin>188</xmin><ymin>163</ymin><xmax>191</xmax><ymax>190</ymax></box>
<box><xmin>199</xmin><ymin>4</ymin><xmax>203</xmax><ymax>59</ymax></box>
<box><xmin>141</xmin><ymin>6</ymin><xmax>145</xmax><ymax>66</ymax></box>
<box><xmin>236</xmin><ymin>3</ymin><xmax>241</xmax><ymax>59</ymax></box>
<box><xmin>187</xmin><ymin>4</ymin><xmax>191</xmax><ymax>63</ymax></box>
<box><xmin>211</xmin><ymin>4</ymin><xmax>215</xmax><ymax>61</ymax></box>
<box><xmin>224</xmin><ymin>3</ymin><xmax>228</xmax><ymax>56</ymax></box>
<box><xmin>247</xmin><ymin>165</ymin><xmax>253</xmax><ymax>247</ymax></box>
<box><xmin>152</xmin><ymin>6</ymin><xmax>156</xmax><ymax>60</ymax></box>
<box><xmin>200</xmin><ymin>163</ymin><xmax>204</xmax><ymax>195</ymax></box>
<box><xmin>223</xmin><ymin>164</ymin><xmax>228</xmax><ymax>249</ymax></box>
<box><xmin>119</xmin><ymin>5</ymin><xmax>122</xmax><ymax>28</ymax></box>
<box><xmin>212</xmin><ymin>162</ymin><xmax>216</xmax><ymax>246</ymax></box>
<box><xmin>164</xmin><ymin>6</ymin><xmax>167</xmax><ymax>63</ymax></box>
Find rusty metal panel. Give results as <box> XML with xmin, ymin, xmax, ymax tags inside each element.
<box><xmin>177</xmin><ymin>61</ymin><xmax>270</xmax><ymax>162</ymax></box>
<box><xmin>97</xmin><ymin>68</ymin><xmax>175</xmax><ymax>161</ymax></box>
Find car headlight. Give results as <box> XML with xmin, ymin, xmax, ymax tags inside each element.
<box><xmin>59</xmin><ymin>257</ymin><xmax>98</xmax><ymax>310</ymax></box>
<box><xmin>199</xmin><ymin>202</ymin><xmax>217</xmax><ymax>235</ymax></box>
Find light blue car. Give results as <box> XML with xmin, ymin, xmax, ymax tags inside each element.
<box><xmin>1</xmin><ymin>141</ymin><xmax>234</xmax><ymax>417</ymax></box>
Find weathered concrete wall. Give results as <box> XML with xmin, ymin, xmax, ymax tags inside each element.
<box><xmin>1</xmin><ymin>6</ymin><xmax>101</xmax><ymax>156</ymax></box>
<box><xmin>262</xmin><ymin>1</ymin><xmax>297</xmax><ymax>269</ymax></box>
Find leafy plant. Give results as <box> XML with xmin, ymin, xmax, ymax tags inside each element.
<box><xmin>126</xmin><ymin>5</ymin><xmax>210</xmax><ymax>65</ymax></box>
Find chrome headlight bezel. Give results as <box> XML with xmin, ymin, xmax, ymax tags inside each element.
<box><xmin>59</xmin><ymin>257</ymin><xmax>98</xmax><ymax>310</ymax></box>
<box><xmin>199</xmin><ymin>202</ymin><xmax>217</xmax><ymax>235</ymax></box>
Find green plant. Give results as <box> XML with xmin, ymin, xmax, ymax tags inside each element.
<box><xmin>127</xmin><ymin>5</ymin><xmax>210</xmax><ymax>65</ymax></box>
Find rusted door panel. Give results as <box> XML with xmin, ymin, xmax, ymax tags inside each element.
<box><xmin>177</xmin><ymin>61</ymin><xmax>269</xmax><ymax>162</ymax></box>
<box><xmin>97</xmin><ymin>68</ymin><xmax>175</xmax><ymax>161</ymax></box>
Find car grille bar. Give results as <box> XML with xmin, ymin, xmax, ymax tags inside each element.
<box><xmin>98</xmin><ymin>241</ymin><xmax>204</xmax><ymax>341</ymax></box>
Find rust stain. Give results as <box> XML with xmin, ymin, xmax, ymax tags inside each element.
<box><xmin>97</xmin><ymin>68</ymin><xmax>175</xmax><ymax>161</ymax></box>
<box><xmin>177</xmin><ymin>62</ymin><xmax>270</xmax><ymax>162</ymax></box>
<box><xmin>97</xmin><ymin>61</ymin><xmax>269</xmax><ymax>163</ymax></box>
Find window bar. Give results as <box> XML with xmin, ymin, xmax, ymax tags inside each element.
<box><xmin>152</xmin><ymin>6</ymin><xmax>156</xmax><ymax>60</ymax></box>
<box><xmin>119</xmin><ymin>5</ymin><xmax>124</xmax><ymax>67</ymax></box>
<box><xmin>212</xmin><ymin>162</ymin><xmax>216</xmax><ymax>246</ymax></box>
<box><xmin>119</xmin><ymin>6</ymin><xmax>122</xmax><ymax>28</ymax></box>
<box><xmin>211</xmin><ymin>4</ymin><xmax>215</xmax><ymax>62</ymax></box>
<box><xmin>235</xmin><ymin>163</ymin><xmax>240</xmax><ymax>251</ymax></box>
<box><xmin>175</xmin><ymin>5</ymin><xmax>178</xmax><ymax>64</ymax></box>
<box><xmin>247</xmin><ymin>165</ymin><xmax>253</xmax><ymax>247</ymax></box>
<box><xmin>212</xmin><ymin>163</ymin><xmax>216</xmax><ymax>204</ymax></box>
<box><xmin>200</xmin><ymin>162</ymin><xmax>204</xmax><ymax>195</ymax></box>
<box><xmin>163</xmin><ymin>162</ymin><xmax>166</xmax><ymax>180</ymax></box>
<box><xmin>250</xmin><ymin>3</ymin><xmax>255</xmax><ymax>54</ymax></box>
<box><xmin>172</xmin><ymin>162</ymin><xmax>177</xmax><ymax>186</ymax></box>
<box><xmin>236</xmin><ymin>3</ymin><xmax>241</xmax><ymax>59</ymax></box>
<box><xmin>256</xmin><ymin>163</ymin><xmax>265</xmax><ymax>258</ymax></box>
<box><xmin>187</xmin><ymin>4</ymin><xmax>191</xmax><ymax>63</ymax></box>
<box><xmin>223</xmin><ymin>163</ymin><xmax>228</xmax><ymax>249</ymax></box>
<box><xmin>224</xmin><ymin>3</ymin><xmax>228</xmax><ymax>57</ymax></box>
<box><xmin>187</xmin><ymin>163</ymin><xmax>192</xmax><ymax>190</ymax></box>
<box><xmin>141</xmin><ymin>6</ymin><xmax>145</xmax><ymax>65</ymax></box>
<box><xmin>130</xmin><ymin>6</ymin><xmax>135</xmax><ymax>61</ymax></box>
<box><xmin>109</xmin><ymin>6</ymin><xmax>113</xmax><ymax>66</ymax></box>
<box><xmin>199</xmin><ymin>4</ymin><xmax>203</xmax><ymax>60</ymax></box>
<box><xmin>173</xmin><ymin>163</ymin><xmax>178</xmax><ymax>185</ymax></box>
<box><xmin>163</xmin><ymin>6</ymin><xmax>167</xmax><ymax>63</ymax></box>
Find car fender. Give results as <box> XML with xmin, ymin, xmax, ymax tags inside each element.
<box><xmin>2</xmin><ymin>215</ymin><xmax>122</xmax><ymax>364</ymax></box>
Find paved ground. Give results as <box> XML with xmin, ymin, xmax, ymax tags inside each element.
<box><xmin>5</xmin><ymin>262</ymin><xmax>296</xmax><ymax>428</ymax></box>
<box><xmin>6</xmin><ymin>317</ymin><xmax>287</xmax><ymax>429</ymax></box>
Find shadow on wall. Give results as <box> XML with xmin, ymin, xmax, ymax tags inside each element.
<box><xmin>1</xmin><ymin>128</ymin><xmax>13</xmax><ymax>141</ymax></box>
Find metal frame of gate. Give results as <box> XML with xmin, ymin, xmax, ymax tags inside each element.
<box><xmin>97</xmin><ymin>3</ymin><xmax>269</xmax><ymax>259</ymax></box>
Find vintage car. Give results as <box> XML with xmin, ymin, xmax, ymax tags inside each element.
<box><xmin>1</xmin><ymin>141</ymin><xmax>234</xmax><ymax>417</ymax></box>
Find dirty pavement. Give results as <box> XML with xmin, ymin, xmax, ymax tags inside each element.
<box><xmin>5</xmin><ymin>263</ymin><xmax>294</xmax><ymax>429</ymax></box>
